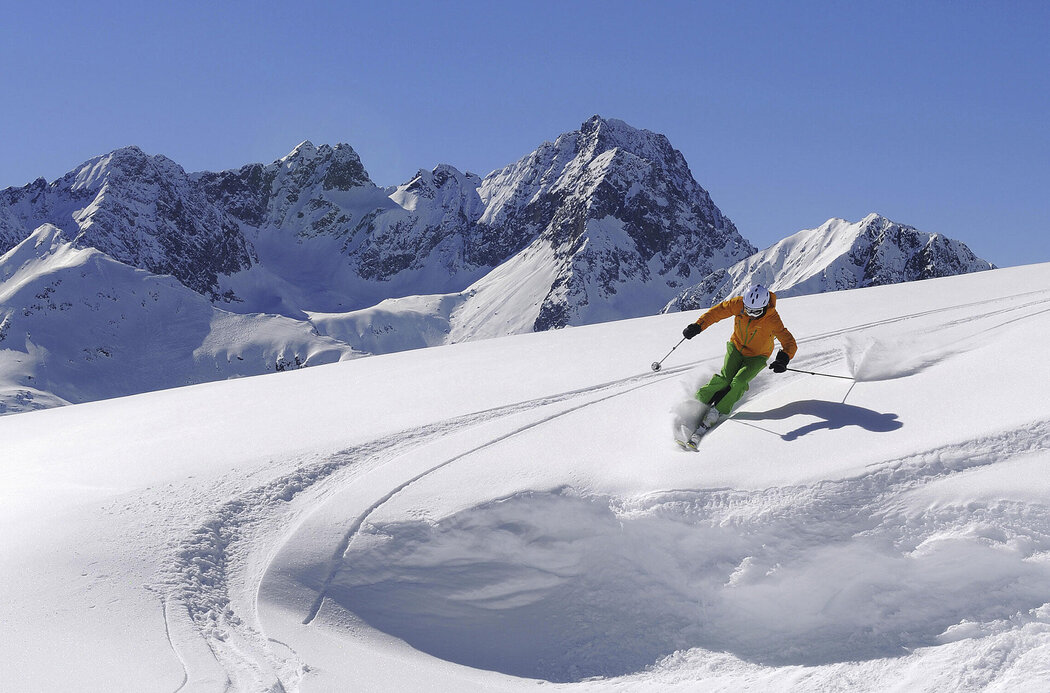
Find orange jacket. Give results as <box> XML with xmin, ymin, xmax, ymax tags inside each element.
<box><xmin>694</xmin><ymin>292</ymin><xmax>797</xmax><ymax>359</ymax></box>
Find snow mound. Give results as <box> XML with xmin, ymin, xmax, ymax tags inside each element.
<box><xmin>327</xmin><ymin>425</ymin><xmax>1050</xmax><ymax>682</ymax></box>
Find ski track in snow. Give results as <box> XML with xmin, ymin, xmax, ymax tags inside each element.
<box><xmin>161</xmin><ymin>367</ymin><xmax>690</xmax><ymax>692</ymax></box>
<box><xmin>159</xmin><ymin>288</ymin><xmax>1050</xmax><ymax>691</ymax></box>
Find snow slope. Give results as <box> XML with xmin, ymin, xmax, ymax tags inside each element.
<box><xmin>2</xmin><ymin>263</ymin><xmax>1049</xmax><ymax>692</ymax></box>
<box><xmin>0</xmin><ymin>224</ymin><xmax>359</xmax><ymax>414</ymax></box>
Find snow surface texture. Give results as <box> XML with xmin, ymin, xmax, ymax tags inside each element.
<box><xmin>3</xmin><ymin>263</ymin><xmax>1050</xmax><ymax>692</ymax></box>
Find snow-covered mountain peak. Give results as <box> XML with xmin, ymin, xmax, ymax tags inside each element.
<box><xmin>193</xmin><ymin>140</ymin><xmax>380</xmax><ymax>246</ymax></box>
<box><xmin>665</xmin><ymin>213</ymin><xmax>995</xmax><ymax>312</ymax></box>
<box><xmin>0</xmin><ymin>224</ymin><xmax>81</xmax><ymax>287</ymax></box>
<box><xmin>579</xmin><ymin>114</ymin><xmax>646</xmax><ymax>144</ymax></box>
<box><xmin>467</xmin><ymin>116</ymin><xmax>754</xmax><ymax>331</ymax></box>
<box><xmin>479</xmin><ymin>116</ymin><xmax>682</xmax><ymax>213</ymax></box>
<box><xmin>64</xmin><ymin>145</ymin><xmax>185</xmax><ymax>194</ymax></box>
<box><xmin>274</xmin><ymin>140</ymin><xmax>372</xmax><ymax>191</ymax></box>
<box><xmin>285</xmin><ymin>140</ymin><xmax>317</xmax><ymax>160</ymax></box>
<box><xmin>390</xmin><ymin>165</ymin><xmax>483</xmax><ymax>211</ymax></box>
<box><xmin>26</xmin><ymin>222</ymin><xmax>67</xmax><ymax>250</ymax></box>
<box><xmin>27</xmin><ymin>146</ymin><xmax>256</xmax><ymax>299</ymax></box>
<box><xmin>577</xmin><ymin>114</ymin><xmax>681</xmax><ymax>169</ymax></box>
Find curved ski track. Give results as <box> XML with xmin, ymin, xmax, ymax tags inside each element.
<box><xmin>161</xmin><ymin>365</ymin><xmax>692</xmax><ymax>692</ymax></box>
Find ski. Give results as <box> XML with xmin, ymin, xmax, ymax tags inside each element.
<box><xmin>675</xmin><ymin>437</ymin><xmax>700</xmax><ymax>452</ymax></box>
<box><xmin>674</xmin><ymin>424</ymin><xmax>705</xmax><ymax>451</ymax></box>
<box><xmin>673</xmin><ymin>419</ymin><xmax>724</xmax><ymax>452</ymax></box>
<box><xmin>673</xmin><ymin>424</ymin><xmax>695</xmax><ymax>451</ymax></box>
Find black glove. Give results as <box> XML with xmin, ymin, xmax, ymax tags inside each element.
<box><xmin>769</xmin><ymin>350</ymin><xmax>790</xmax><ymax>373</ymax></box>
<box><xmin>683</xmin><ymin>322</ymin><xmax>702</xmax><ymax>339</ymax></box>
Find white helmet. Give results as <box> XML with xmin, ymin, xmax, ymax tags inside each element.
<box><xmin>742</xmin><ymin>284</ymin><xmax>770</xmax><ymax>316</ymax></box>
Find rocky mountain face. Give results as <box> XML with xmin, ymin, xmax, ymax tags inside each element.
<box><xmin>194</xmin><ymin>141</ymin><xmax>527</xmax><ymax>315</ymax></box>
<box><xmin>374</xmin><ymin>165</ymin><xmax>497</xmax><ymax>279</ymax></box>
<box><xmin>196</xmin><ymin>141</ymin><xmax>374</xmax><ymax>231</ymax></box>
<box><xmin>476</xmin><ymin>116</ymin><xmax>755</xmax><ymax>329</ymax></box>
<box><xmin>0</xmin><ymin>147</ymin><xmax>253</xmax><ymax>299</ymax></box>
<box><xmin>664</xmin><ymin>213</ymin><xmax>995</xmax><ymax>312</ymax></box>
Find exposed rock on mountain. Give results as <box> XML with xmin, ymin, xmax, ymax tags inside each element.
<box><xmin>664</xmin><ymin>213</ymin><xmax>995</xmax><ymax>312</ymax></box>
<box><xmin>477</xmin><ymin>116</ymin><xmax>755</xmax><ymax>330</ymax></box>
<box><xmin>196</xmin><ymin>141</ymin><xmax>374</xmax><ymax>233</ymax></box>
<box><xmin>354</xmin><ymin>164</ymin><xmax>492</xmax><ymax>282</ymax></box>
<box><xmin>199</xmin><ymin>143</ymin><xmax>504</xmax><ymax>314</ymax></box>
<box><xmin>0</xmin><ymin>147</ymin><xmax>253</xmax><ymax>299</ymax></box>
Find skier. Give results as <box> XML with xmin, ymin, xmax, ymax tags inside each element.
<box><xmin>680</xmin><ymin>284</ymin><xmax>797</xmax><ymax>448</ymax></box>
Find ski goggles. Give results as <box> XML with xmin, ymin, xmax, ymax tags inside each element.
<box><xmin>744</xmin><ymin>306</ymin><xmax>766</xmax><ymax>318</ymax></box>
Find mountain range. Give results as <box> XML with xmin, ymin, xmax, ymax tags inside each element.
<box><xmin>0</xmin><ymin>116</ymin><xmax>993</xmax><ymax>414</ymax></box>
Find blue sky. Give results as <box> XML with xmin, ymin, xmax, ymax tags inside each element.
<box><xmin>2</xmin><ymin>1</ymin><xmax>1047</xmax><ymax>266</ymax></box>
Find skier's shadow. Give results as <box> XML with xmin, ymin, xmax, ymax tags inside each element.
<box><xmin>733</xmin><ymin>399</ymin><xmax>902</xmax><ymax>441</ymax></box>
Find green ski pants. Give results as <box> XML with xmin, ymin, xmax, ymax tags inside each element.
<box><xmin>696</xmin><ymin>342</ymin><xmax>769</xmax><ymax>415</ymax></box>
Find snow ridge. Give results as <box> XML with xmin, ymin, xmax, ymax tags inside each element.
<box><xmin>323</xmin><ymin>419</ymin><xmax>1050</xmax><ymax>682</ymax></box>
<box><xmin>0</xmin><ymin>224</ymin><xmax>357</xmax><ymax>413</ymax></box>
<box><xmin>665</xmin><ymin>213</ymin><xmax>994</xmax><ymax>311</ymax></box>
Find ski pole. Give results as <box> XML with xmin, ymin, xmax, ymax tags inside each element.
<box><xmin>651</xmin><ymin>337</ymin><xmax>687</xmax><ymax>372</ymax></box>
<box><xmin>784</xmin><ymin>366</ymin><xmax>854</xmax><ymax>381</ymax></box>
